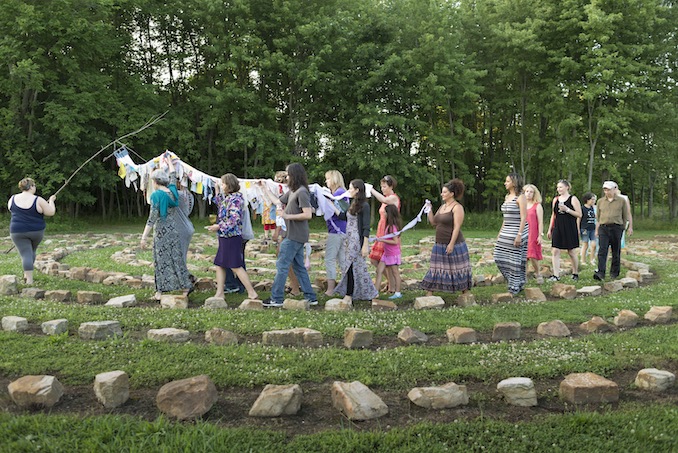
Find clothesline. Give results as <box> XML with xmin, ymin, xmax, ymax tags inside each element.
<box><xmin>113</xmin><ymin>149</ymin><xmax>429</xmax><ymax>239</ymax></box>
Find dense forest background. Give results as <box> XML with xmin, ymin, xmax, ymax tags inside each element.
<box><xmin>1</xmin><ymin>0</ymin><xmax>677</xmax><ymax>220</ymax></box>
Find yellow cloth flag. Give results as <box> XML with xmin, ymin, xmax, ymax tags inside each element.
<box><xmin>118</xmin><ymin>163</ymin><xmax>126</xmax><ymax>179</ymax></box>
<box><xmin>196</xmin><ymin>182</ymin><xmax>203</xmax><ymax>194</ymax></box>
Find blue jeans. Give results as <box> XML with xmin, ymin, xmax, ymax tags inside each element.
<box><xmin>271</xmin><ymin>238</ymin><xmax>317</xmax><ymax>303</ymax></box>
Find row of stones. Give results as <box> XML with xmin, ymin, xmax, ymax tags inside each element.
<box><xmin>16</xmin><ymin>234</ymin><xmax>654</xmax><ymax>303</ymax></box>
<box><xmin>7</xmin><ymin>368</ymin><xmax>676</xmax><ymax>422</ymax></box>
<box><xmin>2</xmin><ymin>305</ymin><xmax>673</xmax><ymax>347</ymax></box>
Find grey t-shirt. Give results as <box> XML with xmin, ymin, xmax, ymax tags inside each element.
<box><xmin>280</xmin><ymin>186</ymin><xmax>311</xmax><ymax>243</ymax></box>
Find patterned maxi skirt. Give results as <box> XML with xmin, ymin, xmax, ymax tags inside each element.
<box><xmin>334</xmin><ymin>213</ymin><xmax>379</xmax><ymax>301</ymax></box>
<box><xmin>153</xmin><ymin>215</ymin><xmax>193</xmax><ymax>293</ymax></box>
<box><xmin>420</xmin><ymin>242</ymin><xmax>473</xmax><ymax>293</ymax></box>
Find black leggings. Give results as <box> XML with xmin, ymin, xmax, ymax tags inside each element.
<box><xmin>346</xmin><ymin>264</ymin><xmax>354</xmax><ymax>296</ymax></box>
<box><xmin>10</xmin><ymin>230</ymin><xmax>45</xmax><ymax>271</ymax></box>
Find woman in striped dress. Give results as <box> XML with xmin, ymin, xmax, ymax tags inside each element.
<box><xmin>494</xmin><ymin>173</ymin><xmax>529</xmax><ymax>295</ymax></box>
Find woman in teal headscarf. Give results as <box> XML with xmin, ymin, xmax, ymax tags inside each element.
<box><xmin>140</xmin><ymin>158</ymin><xmax>193</xmax><ymax>301</ymax></box>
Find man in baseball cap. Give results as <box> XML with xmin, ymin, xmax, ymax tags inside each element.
<box><xmin>594</xmin><ymin>180</ymin><xmax>629</xmax><ymax>280</ymax></box>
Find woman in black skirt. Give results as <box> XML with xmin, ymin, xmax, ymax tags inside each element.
<box><xmin>546</xmin><ymin>179</ymin><xmax>582</xmax><ymax>281</ymax></box>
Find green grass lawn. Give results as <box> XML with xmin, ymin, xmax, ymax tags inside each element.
<box><xmin>0</xmin><ymin>219</ymin><xmax>676</xmax><ymax>452</ymax></box>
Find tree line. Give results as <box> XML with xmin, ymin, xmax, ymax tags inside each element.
<box><xmin>1</xmin><ymin>0</ymin><xmax>676</xmax><ymax>220</ymax></box>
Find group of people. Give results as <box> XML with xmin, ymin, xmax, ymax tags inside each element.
<box><xmin>7</xmin><ymin>165</ymin><xmax>633</xmax><ymax>303</ymax></box>
<box><xmin>493</xmin><ymin>174</ymin><xmax>633</xmax><ymax>295</ymax></box>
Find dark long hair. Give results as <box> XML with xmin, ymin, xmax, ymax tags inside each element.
<box><xmin>384</xmin><ymin>204</ymin><xmax>402</xmax><ymax>231</ymax></box>
<box><xmin>507</xmin><ymin>173</ymin><xmax>523</xmax><ymax>196</ymax></box>
<box><xmin>348</xmin><ymin>179</ymin><xmax>366</xmax><ymax>215</ymax></box>
<box><xmin>286</xmin><ymin>163</ymin><xmax>308</xmax><ymax>192</ymax></box>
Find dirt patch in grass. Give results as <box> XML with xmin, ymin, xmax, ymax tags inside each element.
<box><xmin>1</xmin><ymin>367</ymin><xmax>677</xmax><ymax>436</ymax></box>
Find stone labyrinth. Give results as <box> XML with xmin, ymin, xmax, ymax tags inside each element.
<box><xmin>0</xmin><ymin>232</ymin><xmax>676</xmax><ymax>431</ymax></box>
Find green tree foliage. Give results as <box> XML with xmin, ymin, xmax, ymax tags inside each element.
<box><xmin>0</xmin><ymin>0</ymin><xmax>675</xmax><ymax>219</ymax></box>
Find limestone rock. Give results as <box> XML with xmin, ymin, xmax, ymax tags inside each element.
<box><xmin>325</xmin><ymin>298</ymin><xmax>353</xmax><ymax>311</ymax></box>
<box><xmin>634</xmin><ymin>368</ymin><xmax>675</xmax><ymax>392</ymax></box>
<box><xmin>413</xmin><ymin>296</ymin><xmax>445</xmax><ymax>310</ymax></box>
<box><xmin>147</xmin><ymin>328</ymin><xmax>190</xmax><ymax>343</ymax></box>
<box><xmin>94</xmin><ymin>370</ymin><xmax>129</xmax><ymax>408</ymax></box>
<box><xmin>2</xmin><ymin>316</ymin><xmax>28</xmax><ymax>332</ymax></box>
<box><xmin>550</xmin><ymin>283</ymin><xmax>577</xmax><ymax>300</ymax></box>
<box><xmin>8</xmin><ymin>375</ymin><xmax>64</xmax><ymax>408</ymax></box>
<box><xmin>491</xmin><ymin>293</ymin><xmax>513</xmax><ymax>303</ymax></box>
<box><xmin>344</xmin><ymin>328</ymin><xmax>373</xmax><ymax>349</ymax></box>
<box><xmin>559</xmin><ymin>372</ymin><xmax>619</xmax><ymax>404</ymax></box>
<box><xmin>579</xmin><ymin>316</ymin><xmax>616</xmax><ymax>333</ymax></box>
<box><xmin>456</xmin><ymin>292</ymin><xmax>476</xmax><ymax>307</ymax></box>
<box><xmin>41</xmin><ymin>319</ymin><xmax>68</xmax><ymax>335</ymax></box>
<box><xmin>76</xmin><ymin>291</ymin><xmax>104</xmax><ymax>304</ymax></box>
<box><xmin>524</xmin><ymin>287</ymin><xmax>546</xmax><ymax>302</ymax></box>
<box><xmin>69</xmin><ymin>267</ymin><xmax>89</xmax><ymax>280</ymax></box>
<box><xmin>105</xmin><ymin>294</ymin><xmax>137</xmax><ymax>308</ymax></box>
<box><xmin>204</xmin><ymin>297</ymin><xmax>228</xmax><ymax>309</ymax></box>
<box><xmin>249</xmin><ymin>384</ymin><xmax>303</xmax><ymax>417</ymax></box>
<box><xmin>45</xmin><ymin>290</ymin><xmax>72</xmax><ymax>302</ymax></box>
<box><xmin>644</xmin><ymin>306</ymin><xmax>672</xmax><ymax>323</ymax></box>
<box><xmin>238</xmin><ymin>299</ymin><xmax>264</xmax><ymax>310</ymax></box>
<box><xmin>537</xmin><ymin>320</ymin><xmax>571</xmax><ymax>337</ymax></box>
<box><xmin>408</xmin><ymin>382</ymin><xmax>469</xmax><ymax>409</ymax></box>
<box><xmin>626</xmin><ymin>270</ymin><xmax>641</xmax><ymax>282</ymax></box>
<box><xmin>446</xmin><ymin>327</ymin><xmax>477</xmax><ymax>344</ymax></box>
<box><xmin>371</xmin><ymin>299</ymin><xmax>398</xmax><ymax>310</ymax></box>
<box><xmin>160</xmin><ymin>295</ymin><xmax>188</xmax><ymax>309</ymax></box>
<box><xmin>497</xmin><ymin>377</ymin><xmax>538</xmax><ymax>407</ymax></box>
<box><xmin>78</xmin><ymin>321</ymin><xmax>123</xmax><ymax>340</ymax></box>
<box><xmin>576</xmin><ymin>286</ymin><xmax>602</xmax><ymax>297</ymax></box>
<box><xmin>331</xmin><ymin>381</ymin><xmax>388</xmax><ymax>420</ymax></box>
<box><xmin>603</xmin><ymin>281</ymin><xmax>624</xmax><ymax>293</ymax></box>
<box><xmin>262</xmin><ymin>328</ymin><xmax>323</xmax><ymax>347</ymax></box>
<box><xmin>398</xmin><ymin>326</ymin><xmax>428</xmax><ymax>345</ymax></box>
<box><xmin>283</xmin><ymin>299</ymin><xmax>309</xmax><ymax>311</ymax></box>
<box><xmin>492</xmin><ymin>322</ymin><xmax>521</xmax><ymax>341</ymax></box>
<box><xmin>613</xmin><ymin>310</ymin><xmax>639</xmax><ymax>327</ymax></box>
<box><xmin>21</xmin><ymin>288</ymin><xmax>45</xmax><ymax>299</ymax></box>
<box><xmin>619</xmin><ymin>277</ymin><xmax>638</xmax><ymax>288</ymax></box>
<box><xmin>156</xmin><ymin>375</ymin><xmax>218</xmax><ymax>420</ymax></box>
<box><xmin>0</xmin><ymin>275</ymin><xmax>19</xmax><ymax>296</ymax></box>
<box><xmin>205</xmin><ymin>328</ymin><xmax>238</xmax><ymax>346</ymax></box>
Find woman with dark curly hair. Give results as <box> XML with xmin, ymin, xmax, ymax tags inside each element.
<box><xmin>421</xmin><ymin>179</ymin><xmax>472</xmax><ymax>296</ymax></box>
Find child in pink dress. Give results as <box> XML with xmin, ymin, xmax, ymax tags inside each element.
<box><xmin>377</xmin><ymin>204</ymin><xmax>403</xmax><ymax>299</ymax></box>
<box><xmin>523</xmin><ymin>184</ymin><xmax>544</xmax><ymax>284</ymax></box>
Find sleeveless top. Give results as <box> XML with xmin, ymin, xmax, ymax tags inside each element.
<box><xmin>9</xmin><ymin>196</ymin><xmax>46</xmax><ymax>233</ymax></box>
<box><xmin>582</xmin><ymin>205</ymin><xmax>596</xmax><ymax>230</ymax></box>
<box><xmin>434</xmin><ymin>208</ymin><xmax>465</xmax><ymax>245</ymax></box>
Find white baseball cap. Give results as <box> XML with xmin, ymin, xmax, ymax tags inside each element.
<box><xmin>602</xmin><ymin>181</ymin><xmax>617</xmax><ymax>189</ymax></box>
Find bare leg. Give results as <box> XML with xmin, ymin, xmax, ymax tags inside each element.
<box><xmin>552</xmin><ymin>249</ymin><xmax>561</xmax><ymax>277</ymax></box>
<box><xmin>214</xmin><ymin>266</ymin><xmax>226</xmax><ymax>299</ymax></box>
<box><xmin>385</xmin><ymin>265</ymin><xmax>396</xmax><ymax>293</ymax></box>
<box><xmin>232</xmin><ymin>267</ymin><xmax>258</xmax><ymax>299</ymax></box>
<box><xmin>374</xmin><ymin>260</ymin><xmax>386</xmax><ymax>292</ymax></box>
<box><xmin>288</xmin><ymin>269</ymin><xmax>300</xmax><ymax>296</ymax></box>
<box><xmin>568</xmin><ymin>249</ymin><xmax>579</xmax><ymax>275</ymax></box>
<box><xmin>389</xmin><ymin>265</ymin><xmax>401</xmax><ymax>293</ymax></box>
<box><xmin>580</xmin><ymin>242</ymin><xmax>588</xmax><ymax>263</ymax></box>
<box><xmin>325</xmin><ymin>279</ymin><xmax>336</xmax><ymax>296</ymax></box>
<box><xmin>24</xmin><ymin>270</ymin><xmax>33</xmax><ymax>285</ymax></box>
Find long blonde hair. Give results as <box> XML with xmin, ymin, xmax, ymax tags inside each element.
<box><xmin>325</xmin><ymin>170</ymin><xmax>345</xmax><ymax>192</ymax></box>
<box><xmin>523</xmin><ymin>184</ymin><xmax>542</xmax><ymax>203</ymax></box>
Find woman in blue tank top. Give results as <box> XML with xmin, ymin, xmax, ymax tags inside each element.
<box><xmin>7</xmin><ymin>178</ymin><xmax>57</xmax><ymax>284</ymax></box>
